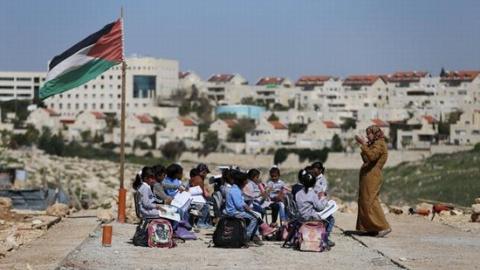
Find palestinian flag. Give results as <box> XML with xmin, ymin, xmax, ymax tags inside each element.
<box><xmin>40</xmin><ymin>19</ymin><xmax>123</xmax><ymax>100</ymax></box>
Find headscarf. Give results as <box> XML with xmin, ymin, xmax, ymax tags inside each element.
<box><xmin>366</xmin><ymin>125</ymin><xmax>384</xmax><ymax>145</ymax></box>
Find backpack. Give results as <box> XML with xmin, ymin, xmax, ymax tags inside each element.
<box><xmin>212</xmin><ymin>217</ymin><xmax>248</xmax><ymax>248</ymax></box>
<box><xmin>148</xmin><ymin>218</ymin><xmax>174</xmax><ymax>248</ymax></box>
<box><xmin>282</xmin><ymin>192</ymin><xmax>298</xmax><ymax>220</ymax></box>
<box><xmin>296</xmin><ymin>221</ymin><xmax>327</xmax><ymax>252</ymax></box>
<box><xmin>132</xmin><ymin>221</ymin><xmax>149</xmax><ymax>247</ymax></box>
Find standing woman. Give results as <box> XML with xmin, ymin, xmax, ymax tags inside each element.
<box><xmin>354</xmin><ymin>125</ymin><xmax>391</xmax><ymax>237</ymax></box>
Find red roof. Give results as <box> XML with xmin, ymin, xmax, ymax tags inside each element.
<box><xmin>208</xmin><ymin>74</ymin><xmax>234</xmax><ymax>83</ymax></box>
<box><xmin>388</xmin><ymin>71</ymin><xmax>429</xmax><ymax>82</ymax></box>
<box><xmin>371</xmin><ymin>118</ymin><xmax>389</xmax><ymax>127</ymax></box>
<box><xmin>323</xmin><ymin>121</ymin><xmax>339</xmax><ymax>129</ymax></box>
<box><xmin>60</xmin><ymin>119</ymin><xmax>75</xmax><ymax>124</ymax></box>
<box><xmin>136</xmin><ymin>115</ymin><xmax>153</xmax><ymax>124</ymax></box>
<box><xmin>91</xmin><ymin>111</ymin><xmax>106</xmax><ymax>120</ymax></box>
<box><xmin>178</xmin><ymin>71</ymin><xmax>190</xmax><ymax>79</ymax></box>
<box><xmin>223</xmin><ymin>119</ymin><xmax>237</xmax><ymax>128</ymax></box>
<box><xmin>295</xmin><ymin>76</ymin><xmax>336</xmax><ymax>87</ymax></box>
<box><xmin>475</xmin><ymin>110</ymin><xmax>480</xmax><ymax>114</ymax></box>
<box><xmin>440</xmin><ymin>70</ymin><xmax>480</xmax><ymax>82</ymax></box>
<box><xmin>423</xmin><ymin>116</ymin><xmax>437</xmax><ymax>124</ymax></box>
<box><xmin>268</xmin><ymin>120</ymin><xmax>287</xmax><ymax>130</ymax></box>
<box><xmin>43</xmin><ymin>108</ymin><xmax>59</xmax><ymax>116</ymax></box>
<box><xmin>256</xmin><ymin>77</ymin><xmax>285</xmax><ymax>86</ymax></box>
<box><xmin>343</xmin><ymin>75</ymin><xmax>384</xmax><ymax>86</ymax></box>
<box><xmin>180</xmin><ymin>118</ymin><xmax>197</xmax><ymax>126</ymax></box>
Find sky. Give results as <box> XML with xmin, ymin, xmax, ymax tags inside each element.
<box><xmin>1</xmin><ymin>0</ymin><xmax>480</xmax><ymax>84</ymax></box>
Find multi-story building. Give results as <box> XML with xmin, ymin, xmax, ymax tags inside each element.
<box><xmin>252</xmin><ymin>77</ymin><xmax>296</xmax><ymax>108</ymax></box>
<box><xmin>202</xmin><ymin>74</ymin><xmax>249</xmax><ymax>105</ymax></box>
<box><xmin>0</xmin><ymin>71</ymin><xmax>45</xmax><ymax>101</ymax></box>
<box><xmin>296</xmin><ymin>76</ymin><xmax>344</xmax><ymax>112</ymax></box>
<box><xmin>450</xmin><ymin>109</ymin><xmax>480</xmax><ymax>145</ymax></box>
<box><xmin>439</xmin><ymin>70</ymin><xmax>480</xmax><ymax>111</ymax></box>
<box><xmin>44</xmin><ymin>57</ymin><xmax>178</xmax><ymax>120</ymax></box>
<box><xmin>342</xmin><ymin>75</ymin><xmax>389</xmax><ymax>112</ymax></box>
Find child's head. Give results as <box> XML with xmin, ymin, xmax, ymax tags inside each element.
<box><xmin>297</xmin><ymin>166</ymin><xmax>312</xmax><ymax>184</ymax></box>
<box><xmin>269</xmin><ymin>166</ymin><xmax>280</xmax><ymax>182</ymax></box>
<box><xmin>247</xmin><ymin>168</ymin><xmax>260</xmax><ymax>183</ymax></box>
<box><xmin>152</xmin><ymin>164</ymin><xmax>166</xmax><ymax>182</ymax></box>
<box><xmin>311</xmin><ymin>161</ymin><xmax>325</xmax><ymax>177</ymax></box>
<box><xmin>141</xmin><ymin>166</ymin><xmax>156</xmax><ymax>186</ymax></box>
<box><xmin>300</xmin><ymin>169</ymin><xmax>316</xmax><ymax>192</ymax></box>
<box><xmin>190</xmin><ymin>168</ymin><xmax>200</xmax><ymax>178</ymax></box>
<box><xmin>231</xmin><ymin>170</ymin><xmax>248</xmax><ymax>188</ymax></box>
<box><xmin>166</xmin><ymin>163</ymin><xmax>183</xmax><ymax>180</ymax></box>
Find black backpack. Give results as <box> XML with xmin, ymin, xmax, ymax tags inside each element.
<box><xmin>132</xmin><ymin>221</ymin><xmax>149</xmax><ymax>247</ymax></box>
<box><xmin>212</xmin><ymin>217</ymin><xmax>248</xmax><ymax>248</ymax></box>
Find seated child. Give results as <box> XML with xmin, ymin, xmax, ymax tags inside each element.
<box><xmin>224</xmin><ymin>170</ymin><xmax>264</xmax><ymax>246</ymax></box>
<box><xmin>266</xmin><ymin>166</ymin><xmax>288</xmax><ymax>227</ymax></box>
<box><xmin>189</xmin><ymin>167</ymin><xmax>212</xmax><ymax>229</ymax></box>
<box><xmin>295</xmin><ymin>170</ymin><xmax>336</xmax><ymax>247</ymax></box>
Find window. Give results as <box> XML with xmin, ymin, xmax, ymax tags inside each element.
<box><xmin>133</xmin><ymin>75</ymin><xmax>156</xmax><ymax>98</ymax></box>
<box><xmin>0</xmin><ymin>86</ymin><xmax>14</xmax><ymax>89</ymax></box>
<box><xmin>92</xmin><ymin>104</ymin><xmax>96</xmax><ymax>109</ymax></box>
<box><xmin>84</xmin><ymin>85</ymin><xmax>88</xmax><ymax>89</ymax></box>
<box><xmin>17</xmin><ymin>86</ymin><xmax>32</xmax><ymax>90</ymax></box>
<box><xmin>16</xmin><ymin>77</ymin><xmax>31</xmax><ymax>81</ymax></box>
<box><xmin>84</xmin><ymin>103</ymin><xmax>88</xmax><ymax>109</ymax></box>
<box><xmin>75</xmin><ymin>103</ymin><xmax>79</xmax><ymax>109</ymax></box>
<box><xmin>0</xmin><ymin>77</ymin><xmax>14</xmax><ymax>81</ymax></box>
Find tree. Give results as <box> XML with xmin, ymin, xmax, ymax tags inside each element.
<box><xmin>341</xmin><ymin>118</ymin><xmax>357</xmax><ymax>131</ymax></box>
<box><xmin>161</xmin><ymin>141</ymin><xmax>186</xmax><ymax>160</ymax></box>
<box><xmin>241</xmin><ymin>97</ymin><xmax>257</xmax><ymax>105</ymax></box>
<box><xmin>228</xmin><ymin>118</ymin><xmax>255</xmax><ymax>142</ymax></box>
<box><xmin>201</xmin><ymin>131</ymin><xmax>219</xmax><ymax>154</ymax></box>
<box><xmin>288</xmin><ymin>123</ymin><xmax>307</xmax><ymax>134</ymax></box>
<box><xmin>267</xmin><ymin>113</ymin><xmax>279</xmax><ymax>121</ymax></box>
<box><xmin>218</xmin><ymin>112</ymin><xmax>237</xmax><ymax>120</ymax></box>
<box><xmin>80</xmin><ymin>130</ymin><xmax>92</xmax><ymax>143</ymax></box>
<box><xmin>193</xmin><ymin>97</ymin><xmax>214</xmax><ymax>123</ymax></box>
<box><xmin>330</xmin><ymin>134</ymin><xmax>344</xmax><ymax>152</ymax></box>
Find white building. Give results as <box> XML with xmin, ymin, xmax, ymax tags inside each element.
<box><xmin>44</xmin><ymin>56</ymin><xmax>178</xmax><ymax>119</ymax></box>
<box><xmin>0</xmin><ymin>71</ymin><xmax>45</xmax><ymax>101</ymax></box>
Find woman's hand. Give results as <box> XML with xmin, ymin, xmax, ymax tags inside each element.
<box><xmin>157</xmin><ymin>205</ymin><xmax>166</xmax><ymax>213</ymax></box>
<box><xmin>317</xmin><ymin>191</ymin><xmax>325</xmax><ymax>199</ymax></box>
<box><xmin>355</xmin><ymin>135</ymin><xmax>366</xmax><ymax>145</ymax></box>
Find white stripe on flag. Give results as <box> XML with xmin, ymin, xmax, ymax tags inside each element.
<box><xmin>46</xmin><ymin>44</ymin><xmax>95</xmax><ymax>82</ymax></box>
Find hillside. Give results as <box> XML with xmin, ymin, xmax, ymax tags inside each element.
<box><xmin>326</xmin><ymin>147</ymin><xmax>480</xmax><ymax>207</ymax></box>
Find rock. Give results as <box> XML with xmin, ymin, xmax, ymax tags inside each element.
<box><xmin>472</xmin><ymin>213</ymin><xmax>480</xmax><ymax>222</ymax></box>
<box><xmin>450</xmin><ymin>210</ymin><xmax>463</xmax><ymax>216</ymax></box>
<box><xmin>0</xmin><ymin>197</ymin><xmax>13</xmax><ymax>209</ymax></box>
<box><xmin>6</xmin><ymin>233</ymin><xmax>23</xmax><ymax>249</ymax></box>
<box><xmin>402</xmin><ymin>206</ymin><xmax>411</xmax><ymax>215</ymax></box>
<box><xmin>381</xmin><ymin>203</ymin><xmax>389</xmax><ymax>215</ymax></box>
<box><xmin>417</xmin><ymin>203</ymin><xmax>433</xmax><ymax>211</ymax></box>
<box><xmin>97</xmin><ymin>209</ymin><xmax>114</xmax><ymax>222</ymax></box>
<box><xmin>31</xmin><ymin>219</ymin><xmax>43</xmax><ymax>225</ymax></box>
<box><xmin>0</xmin><ymin>219</ymin><xmax>5</xmax><ymax>225</ymax></box>
<box><xmin>388</xmin><ymin>206</ymin><xmax>403</xmax><ymax>215</ymax></box>
<box><xmin>472</xmin><ymin>204</ymin><xmax>480</xmax><ymax>214</ymax></box>
<box><xmin>46</xmin><ymin>203</ymin><xmax>70</xmax><ymax>217</ymax></box>
<box><xmin>475</xmin><ymin>198</ymin><xmax>480</xmax><ymax>204</ymax></box>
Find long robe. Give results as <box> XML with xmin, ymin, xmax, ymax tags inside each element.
<box><xmin>356</xmin><ymin>139</ymin><xmax>390</xmax><ymax>232</ymax></box>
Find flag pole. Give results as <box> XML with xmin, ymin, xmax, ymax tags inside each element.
<box><xmin>117</xmin><ymin>6</ymin><xmax>127</xmax><ymax>223</ymax></box>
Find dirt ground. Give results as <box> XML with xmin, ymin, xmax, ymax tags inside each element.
<box><xmin>2</xmin><ymin>209</ymin><xmax>479</xmax><ymax>270</ymax></box>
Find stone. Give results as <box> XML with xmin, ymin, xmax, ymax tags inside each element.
<box><xmin>46</xmin><ymin>203</ymin><xmax>70</xmax><ymax>217</ymax></box>
<box><xmin>381</xmin><ymin>203</ymin><xmax>389</xmax><ymax>215</ymax></box>
<box><xmin>475</xmin><ymin>198</ymin><xmax>480</xmax><ymax>204</ymax></box>
<box><xmin>472</xmin><ymin>204</ymin><xmax>480</xmax><ymax>214</ymax></box>
<box><xmin>450</xmin><ymin>210</ymin><xmax>463</xmax><ymax>216</ymax></box>
<box><xmin>97</xmin><ymin>209</ymin><xmax>114</xmax><ymax>222</ymax></box>
<box><xmin>0</xmin><ymin>197</ymin><xmax>13</xmax><ymax>209</ymax></box>
<box><xmin>471</xmin><ymin>213</ymin><xmax>480</xmax><ymax>222</ymax></box>
<box><xmin>388</xmin><ymin>206</ymin><xmax>403</xmax><ymax>215</ymax></box>
<box><xmin>31</xmin><ymin>219</ymin><xmax>43</xmax><ymax>225</ymax></box>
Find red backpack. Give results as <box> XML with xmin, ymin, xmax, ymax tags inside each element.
<box><xmin>296</xmin><ymin>221</ymin><xmax>327</xmax><ymax>252</ymax></box>
<box><xmin>147</xmin><ymin>218</ymin><xmax>174</xmax><ymax>248</ymax></box>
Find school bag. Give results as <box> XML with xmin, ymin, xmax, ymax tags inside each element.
<box><xmin>148</xmin><ymin>218</ymin><xmax>174</xmax><ymax>248</ymax></box>
<box><xmin>296</xmin><ymin>221</ymin><xmax>327</xmax><ymax>252</ymax></box>
<box><xmin>132</xmin><ymin>221</ymin><xmax>149</xmax><ymax>247</ymax></box>
<box><xmin>212</xmin><ymin>217</ymin><xmax>248</xmax><ymax>248</ymax></box>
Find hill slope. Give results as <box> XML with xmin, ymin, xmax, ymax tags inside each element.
<box><xmin>326</xmin><ymin>147</ymin><xmax>480</xmax><ymax>207</ymax></box>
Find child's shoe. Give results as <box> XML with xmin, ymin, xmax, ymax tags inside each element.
<box><xmin>252</xmin><ymin>235</ymin><xmax>264</xmax><ymax>246</ymax></box>
<box><xmin>196</xmin><ymin>222</ymin><xmax>213</xmax><ymax>229</ymax></box>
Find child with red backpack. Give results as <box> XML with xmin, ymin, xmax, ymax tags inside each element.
<box><xmin>295</xmin><ymin>169</ymin><xmax>336</xmax><ymax>248</ymax></box>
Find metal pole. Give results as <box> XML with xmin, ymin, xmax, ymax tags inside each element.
<box><xmin>117</xmin><ymin>6</ymin><xmax>127</xmax><ymax>223</ymax></box>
